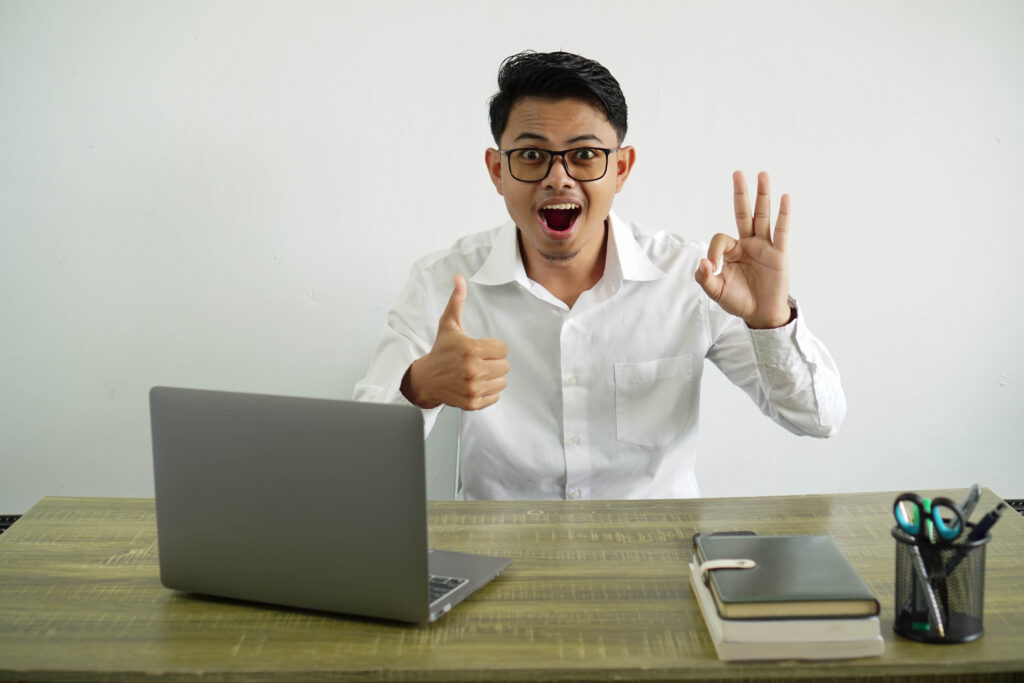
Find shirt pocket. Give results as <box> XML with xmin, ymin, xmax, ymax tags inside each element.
<box><xmin>614</xmin><ymin>355</ymin><xmax>694</xmax><ymax>449</ymax></box>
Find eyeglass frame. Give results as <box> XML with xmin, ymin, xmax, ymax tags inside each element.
<box><xmin>500</xmin><ymin>146</ymin><xmax>619</xmax><ymax>183</ymax></box>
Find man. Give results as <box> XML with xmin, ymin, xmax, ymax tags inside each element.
<box><xmin>354</xmin><ymin>51</ymin><xmax>845</xmax><ymax>500</ymax></box>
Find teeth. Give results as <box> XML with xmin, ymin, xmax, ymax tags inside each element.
<box><xmin>542</xmin><ymin>203</ymin><xmax>580</xmax><ymax>211</ymax></box>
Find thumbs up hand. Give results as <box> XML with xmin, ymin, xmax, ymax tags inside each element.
<box><xmin>401</xmin><ymin>275</ymin><xmax>510</xmax><ymax>411</ymax></box>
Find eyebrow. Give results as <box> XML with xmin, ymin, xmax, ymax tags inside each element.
<box><xmin>512</xmin><ymin>132</ymin><xmax>605</xmax><ymax>145</ymax></box>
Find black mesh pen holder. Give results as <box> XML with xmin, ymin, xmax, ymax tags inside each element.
<box><xmin>892</xmin><ymin>524</ymin><xmax>988</xmax><ymax>643</ymax></box>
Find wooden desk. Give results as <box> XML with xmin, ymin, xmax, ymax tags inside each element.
<box><xmin>1</xmin><ymin>491</ymin><xmax>1023</xmax><ymax>682</ymax></box>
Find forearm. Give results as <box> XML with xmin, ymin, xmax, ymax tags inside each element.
<box><xmin>352</xmin><ymin>308</ymin><xmax>444</xmax><ymax>434</ymax></box>
<box><xmin>748</xmin><ymin>319</ymin><xmax>846</xmax><ymax>436</ymax></box>
<box><xmin>352</xmin><ymin>328</ymin><xmax>424</xmax><ymax>407</ymax></box>
<box><xmin>710</xmin><ymin>300</ymin><xmax>846</xmax><ymax>437</ymax></box>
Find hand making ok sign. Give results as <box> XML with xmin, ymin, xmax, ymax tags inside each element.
<box><xmin>695</xmin><ymin>171</ymin><xmax>794</xmax><ymax>329</ymax></box>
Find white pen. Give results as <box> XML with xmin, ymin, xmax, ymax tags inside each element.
<box><xmin>910</xmin><ymin>545</ymin><xmax>945</xmax><ymax>638</ymax></box>
<box><xmin>959</xmin><ymin>484</ymin><xmax>982</xmax><ymax>521</ymax></box>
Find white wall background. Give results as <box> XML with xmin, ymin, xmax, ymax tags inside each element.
<box><xmin>2</xmin><ymin>0</ymin><xmax>1022</xmax><ymax>513</ymax></box>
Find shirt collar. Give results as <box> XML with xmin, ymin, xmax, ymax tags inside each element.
<box><xmin>608</xmin><ymin>210</ymin><xmax>666</xmax><ymax>282</ymax></box>
<box><xmin>470</xmin><ymin>219</ymin><xmax>526</xmax><ymax>286</ymax></box>
<box><xmin>469</xmin><ymin>210</ymin><xmax>666</xmax><ymax>287</ymax></box>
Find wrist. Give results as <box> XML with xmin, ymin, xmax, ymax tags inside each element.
<box><xmin>746</xmin><ymin>303</ymin><xmax>796</xmax><ymax>330</ymax></box>
<box><xmin>400</xmin><ymin>360</ymin><xmax>441</xmax><ymax>409</ymax></box>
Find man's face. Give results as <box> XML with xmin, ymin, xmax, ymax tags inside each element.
<box><xmin>486</xmin><ymin>97</ymin><xmax>634</xmax><ymax>267</ymax></box>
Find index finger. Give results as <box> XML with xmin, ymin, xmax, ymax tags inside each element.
<box><xmin>477</xmin><ymin>337</ymin><xmax>509</xmax><ymax>360</ymax></box>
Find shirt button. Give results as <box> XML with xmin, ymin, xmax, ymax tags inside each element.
<box><xmin>571</xmin><ymin>435</ymin><xmax>581</xmax><ymax>445</ymax></box>
<box><xmin>569</xmin><ymin>488</ymin><xmax>581</xmax><ymax>499</ymax></box>
<box><xmin>567</xmin><ymin>376</ymin><xmax>577</xmax><ymax>386</ymax></box>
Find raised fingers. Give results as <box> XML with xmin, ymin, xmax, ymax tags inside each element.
<box><xmin>733</xmin><ymin>171</ymin><xmax>753</xmax><ymax>238</ymax></box>
<box><xmin>773</xmin><ymin>193</ymin><xmax>791</xmax><ymax>252</ymax></box>
<box><xmin>753</xmin><ymin>172</ymin><xmax>771</xmax><ymax>239</ymax></box>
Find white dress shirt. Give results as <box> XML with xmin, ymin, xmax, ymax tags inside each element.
<box><xmin>353</xmin><ymin>212</ymin><xmax>846</xmax><ymax>500</ymax></box>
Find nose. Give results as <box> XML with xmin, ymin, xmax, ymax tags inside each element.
<box><xmin>542</xmin><ymin>153</ymin><xmax>575</xmax><ymax>187</ymax></box>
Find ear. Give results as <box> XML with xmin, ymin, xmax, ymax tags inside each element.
<box><xmin>485</xmin><ymin>148</ymin><xmax>504</xmax><ymax>196</ymax></box>
<box><xmin>613</xmin><ymin>146</ymin><xmax>636</xmax><ymax>193</ymax></box>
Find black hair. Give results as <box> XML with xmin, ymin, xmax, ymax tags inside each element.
<box><xmin>488</xmin><ymin>51</ymin><xmax>628</xmax><ymax>146</ymax></box>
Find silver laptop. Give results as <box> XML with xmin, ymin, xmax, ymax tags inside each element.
<box><xmin>149</xmin><ymin>386</ymin><xmax>511</xmax><ymax>623</ymax></box>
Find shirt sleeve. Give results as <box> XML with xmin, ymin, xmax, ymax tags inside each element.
<box><xmin>352</xmin><ymin>263</ymin><xmax>444</xmax><ymax>435</ymax></box>
<box><xmin>705</xmin><ymin>297</ymin><xmax>847</xmax><ymax>437</ymax></box>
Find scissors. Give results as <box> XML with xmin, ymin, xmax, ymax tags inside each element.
<box><xmin>893</xmin><ymin>492</ymin><xmax>966</xmax><ymax>544</ymax></box>
<box><xmin>892</xmin><ymin>492</ymin><xmax>966</xmax><ymax>639</ymax></box>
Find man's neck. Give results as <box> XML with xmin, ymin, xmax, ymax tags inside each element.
<box><xmin>518</xmin><ymin>222</ymin><xmax>608</xmax><ymax>309</ymax></box>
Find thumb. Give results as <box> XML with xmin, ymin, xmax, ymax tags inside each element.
<box><xmin>438</xmin><ymin>274</ymin><xmax>467</xmax><ymax>332</ymax></box>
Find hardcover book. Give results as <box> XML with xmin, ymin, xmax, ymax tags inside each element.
<box><xmin>692</xmin><ymin>534</ymin><xmax>880</xmax><ymax>619</ymax></box>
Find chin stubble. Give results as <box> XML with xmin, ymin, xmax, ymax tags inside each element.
<box><xmin>516</xmin><ymin>228</ymin><xmax>580</xmax><ymax>264</ymax></box>
<box><xmin>540</xmin><ymin>249</ymin><xmax>579</xmax><ymax>263</ymax></box>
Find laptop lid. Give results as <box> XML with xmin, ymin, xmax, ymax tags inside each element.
<box><xmin>149</xmin><ymin>386</ymin><xmax>509</xmax><ymax>623</ymax></box>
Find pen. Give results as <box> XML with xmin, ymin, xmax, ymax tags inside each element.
<box><xmin>945</xmin><ymin>502</ymin><xmax>1007</xmax><ymax>575</ymax></box>
<box><xmin>909</xmin><ymin>544</ymin><xmax>945</xmax><ymax>638</ymax></box>
<box><xmin>959</xmin><ymin>484</ymin><xmax>982</xmax><ymax>521</ymax></box>
<box><xmin>965</xmin><ymin>502</ymin><xmax>1006</xmax><ymax>542</ymax></box>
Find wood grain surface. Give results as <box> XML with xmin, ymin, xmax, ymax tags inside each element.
<box><xmin>0</xmin><ymin>490</ymin><xmax>1022</xmax><ymax>682</ymax></box>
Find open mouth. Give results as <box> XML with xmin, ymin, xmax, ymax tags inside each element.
<box><xmin>539</xmin><ymin>203</ymin><xmax>581</xmax><ymax>232</ymax></box>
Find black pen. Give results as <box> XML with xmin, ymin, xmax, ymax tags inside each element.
<box><xmin>966</xmin><ymin>503</ymin><xmax>1006</xmax><ymax>543</ymax></box>
<box><xmin>945</xmin><ymin>503</ymin><xmax>1006</xmax><ymax>575</ymax></box>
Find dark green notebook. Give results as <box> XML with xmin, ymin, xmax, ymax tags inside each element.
<box><xmin>693</xmin><ymin>534</ymin><xmax>880</xmax><ymax>619</ymax></box>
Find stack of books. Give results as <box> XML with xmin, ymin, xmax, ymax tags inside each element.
<box><xmin>689</xmin><ymin>533</ymin><xmax>884</xmax><ymax>661</ymax></box>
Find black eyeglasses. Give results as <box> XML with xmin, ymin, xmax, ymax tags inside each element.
<box><xmin>501</xmin><ymin>147</ymin><xmax>617</xmax><ymax>182</ymax></box>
